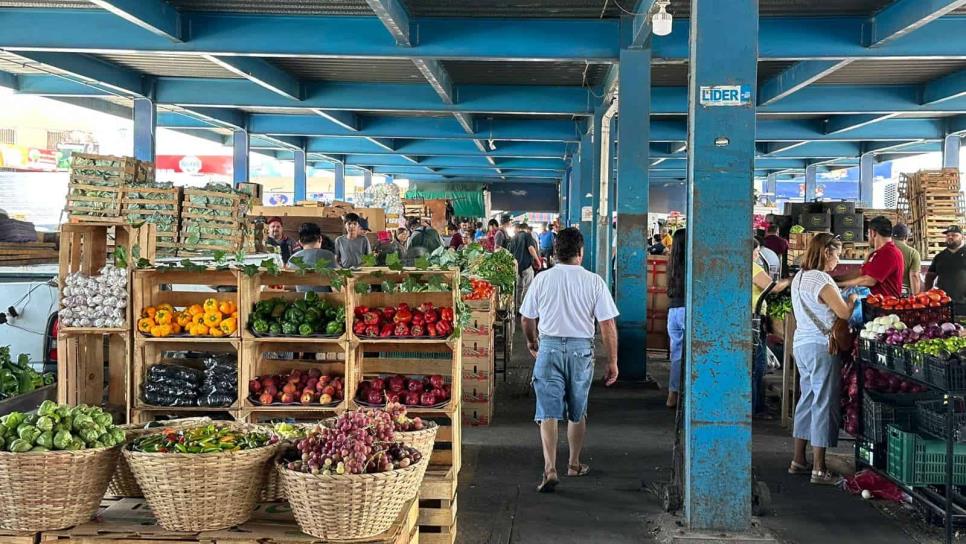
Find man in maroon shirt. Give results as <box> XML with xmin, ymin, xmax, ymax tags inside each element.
<box><xmin>838</xmin><ymin>216</ymin><xmax>904</xmax><ymax>298</ymax></box>
<box><xmin>763</xmin><ymin>225</ymin><xmax>789</xmax><ymax>256</ymax></box>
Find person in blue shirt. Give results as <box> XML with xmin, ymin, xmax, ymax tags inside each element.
<box><xmin>538</xmin><ymin>223</ymin><xmax>558</xmax><ymax>267</ymax></box>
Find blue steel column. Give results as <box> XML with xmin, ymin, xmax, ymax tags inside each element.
<box><xmin>804</xmin><ymin>163</ymin><xmax>818</xmax><ymax>201</ymax></box>
<box><xmin>293</xmin><ymin>149</ymin><xmax>307</xmax><ymax>202</ymax></box>
<box><xmin>766</xmin><ymin>173</ymin><xmax>777</xmax><ymax>203</ymax></box>
<box><xmin>363</xmin><ymin>170</ymin><xmax>372</xmax><ymax>190</ymax></box>
<box><xmin>232</xmin><ymin>129</ymin><xmax>249</xmax><ymax>186</ymax></box>
<box><xmin>604</xmin><ymin>116</ymin><xmax>618</xmax><ymax>288</ymax></box>
<box><xmin>684</xmin><ymin>0</ymin><xmax>756</xmax><ymax>531</ymax></box>
<box><xmin>334</xmin><ymin>162</ymin><xmax>346</xmax><ymax>200</ymax></box>
<box><xmin>579</xmin><ymin>132</ymin><xmax>594</xmax><ymax>266</ymax></box>
<box><xmin>560</xmin><ymin>169</ymin><xmax>570</xmax><ymax>225</ymax></box>
<box><xmin>132</xmin><ymin>98</ymin><xmax>155</xmax><ymax>163</ymax></box>
<box><xmin>944</xmin><ymin>134</ymin><xmax>962</xmax><ymax>170</ymax></box>
<box><xmin>615</xmin><ymin>47</ymin><xmax>650</xmax><ymax>382</ymax></box>
<box><xmin>588</xmin><ymin>108</ymin><xmax>604</xmax><ymax>274</ymax></box>
<box><xmin>859</xmin><ymin>153</ymin><xmax>875</xmax><ymax>207</ymax></box>
<box><xmin>568</xmin><ymin>161</ymin><xmax>581</xmax><ymax>228</ymax></box>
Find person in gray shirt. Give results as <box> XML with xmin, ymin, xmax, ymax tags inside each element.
<box><xmin>287</xmin><ymin>223</ymin><xmax>335</xmax><ymax>292</ymax></box>
<box><xmin>334</xmin><ymin>212</ymin><xmax>372</xmax><ymax>269</ymax></box>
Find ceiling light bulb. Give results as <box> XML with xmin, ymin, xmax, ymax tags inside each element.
<box><xmin>652</xmin><ymin>2</ymin><xmax>673</xmax><ymax>37</ymax></box>
<box><xmin>488</xmin><ymin>139</ymin><xmax>496</xmax><ymax>151</ymax></box>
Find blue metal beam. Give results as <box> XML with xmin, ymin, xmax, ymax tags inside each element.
<box><xmin>923</xmin><ymin>68</ymin><xmax>966</xmax><ymax>105</ymax></box>
<box><xmin>0</xmin><ymin>70</ymin><xmax>17</xmax><ymax>91</ymax></box>
<box><xmin>294</xmin><ymin>149</ymin><xmax>307</xmax><ymax>202</ymax></box>
<box><xmin>232</xmin><ymin>129</ymin><xmax>249</xmax><ymax>186</ymax></box>
<box><xmin>311</xmin><ymin>109</ymin><xmax>359</xmax><ymax>132</ymax></box>
<box><xmin>133</xmin><ymin>97</ymin><xmax>155</xmax><ymax>162</ymax></box>
<box><xmin>944</xmin><ymin>134</ymin><xmax>962</xmax><ymax>169</ymax></box>
<box><xmin>950</xmin><ymin>115</ymin><xmax>966</xmax><ymax>135</ymax></box>
<box><xmin>615</xmin><ymin>47</ymin><xmax>650</xmax><ymax>382</ymax></box>
<box><xmin>804</xmin><ymin>163</ymin><xmax>818</xmax><ymax>200</ymax></box>
<box><xmin>684</xmin><ymin>0</ymin><xmax>756</xmax><ymax>531</ymax></box>
<box><xmin>334</xmin><ymin>162</ymin><xmax>346</xmax><ymax>200</ymax></box>
<box><xmin>178</xmin><ymin>107</ymin><xmax>246</xmax><ymax>129</ymax></box>
<box><xmin>859</xmin><ymin>153</ymin><xmax>875</xmax><ymax>207</ymax></box>
<box><xmin>12</xmin><ymin>52</ymin><xmax>145</xmax><ymax>96</ymax></box>
<box><xmin>864</xmin><ymin>0</ymin><xmax>966</xmax><ymax>47</ymax></box>
<box><xmin>412</xmin><ymin>59</ymin><xmax>453</xmax><ymax>104</ymax></box>
<box><xmin>365</xmin><ymin>0</ymin><xmax>412</xmax><ymax>46</ymax></box>
<box><xmin>87</xmin><ymin>0</ymin><xmax>182</xmax><ymax>42</ymax></box>
<box><xmin>824</xmin><ymin>114</ymin><xmax>898</xmax><ymax>135</ymax></box>
<box><xmin>629</xmin><ymin>0</ymin><xmax>658</xmax><ymax>48</ymax></box>
<box><xmin>202</xmin><ymin>56</ymin><xmax>301</xmax><ymax>100</ymax></box>
<box><xmin>758</xmin><ymin>60</ymin><xmax>853</xmax><ymax>105</ymax></box>
<box><xmin>307</xmin><ymin>138</ymin><xmax>567</xmax><ymax>158</ymax></box>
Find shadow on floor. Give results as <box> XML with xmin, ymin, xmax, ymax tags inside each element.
<box><xmin>456</xmin><ymin>328</ymin><xmax>948</xmax><ymax>544</ymax></box>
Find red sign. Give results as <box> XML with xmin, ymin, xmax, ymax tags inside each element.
<box><xmin>155</xmin><ymin>155</ymin><xmax>233</xmax><ymax>175</ymax></box>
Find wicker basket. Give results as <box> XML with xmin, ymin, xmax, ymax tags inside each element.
<box><xmin>123</xmin><ymin>426</ymin><xmax>279</xmax><ymax>531</ymax></box>
<box><xmin>258</xmin><ymin>423</ymin><xmax>319</xmax><ymax>502</ymax></box>
<box><xmin>279</xmin><ymin>457</ymin><xmax>428</xmax><ymax>540</ymax></box>
<box><xmin>0</xmin><ymin>446</ymin><xmax>120</xmax><ymax>532</ymax></box>
<box><xmin>320</xmin><ymin>417</ymin><xmax>438</xmax><ymax>460</ymax></box>
<box><xmin>107</xmin><ymin>417</ymin><xmax>213</xmax><ymax>498</ymax></box>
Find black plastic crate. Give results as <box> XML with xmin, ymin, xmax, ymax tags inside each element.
<box><xmin>887</xmin><ymin>345</ymin><xmax>911</xmax><ymax>375</ymax></box>
<box><xmin>858</xmin><ymin>437</ymin><xmax>887</xmax><ymax>469</ymax></box>
<box><xmin>873</xmin><ymin>342</ymin><xmax>891</xmax><ymax>370</ymax></box>
<box><xmin>916</xmin><ymin>399</ymin><xmax>966</xmax><ymax>442</ymax></box>
<box><xmin>859</xmin><ymin>337</ymin><xmax>876</xmax><ymax>363</ymax></box>
<box><xmin>907</xmin><ymin>350</ymin><xmax>930</xmax><ymax>381</ymax></box>
<box><xmin>864</xmin><ymin>390</ymin><xmax>917</xmax><ymax>443</ymax></box>
<box><xmin>925</xmin><ymin>356</ymin><xmax>966</xmax><ymax>393</ymax></box>
<box><xmin>861</xmin><ymin>300</ymin><xmax>953</xmax><ymax>328</ymax></box>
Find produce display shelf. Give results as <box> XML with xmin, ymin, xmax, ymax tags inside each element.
<box><xmin>348</xmin><ymin>400</ymin><xmax>459</xmax><ymax>417</ymax></box>
<box><xmin>246</xmin><ymin>335</ymin><xmax>347</xmax><ymax>345</ymax></box>
<box><xmin>356</xmin><ymin>337</ymin><xmax>456</xmax><ymax>346</ymax></box>
<box><xmin>58</xmin><ymin>326</ymin><xmax>129</xmax><ymax>335</ymax></box>
<box><xmin>136</xmin><ymin>335</ymin><xmax>241</xmax><ymax>344</ymax></box>
<box><xmin>857</xmin><ymin>461</ymin><xmax>966</xmax><ymax>526</ymax></box>
<box><xmin>134</xmin><ymin>405</ymin><xmax>238</xmax><ymax>412</ymax></box>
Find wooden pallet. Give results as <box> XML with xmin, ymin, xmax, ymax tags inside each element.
<box><xmin>39</xmin><ymin>497</ymin><xmax>419</xmax><ymax>544</ymax></box>
<box><xmin>418</xmin><ymin>466</ymin><xmax>458</xmax><ymax>544</ymax></box>
<box><xmin>180</xmin><ymin>187</ymin><xmax>251</xmax><ymax>254</ymax></box>
<box><xmin>67</xmin><ymin>154</ymin><xmax>154</xmax><ymax>223</ymax></box>
<box><xmin>0</xmin><ymin>241</ymin><xmax>59</xmax><ymax>264</ymax></box>
<box><xmin>122</xmin><ymin>184</ymin><xmax>182</xmax><ymax>255</ymax></box>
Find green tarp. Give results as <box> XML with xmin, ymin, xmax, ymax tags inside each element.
<box><xmin>404</xmin><ymin>183</ymin><xmax>486</xmax><ymax>217</ymax></box>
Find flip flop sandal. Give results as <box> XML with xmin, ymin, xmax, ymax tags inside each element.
<box><xmin>567</xmin><ymin>463</ymin><xmax>591</xmax><ymax>477</ymax></box>
<box><xmin>788</xmin><ymin>461</ymin><xmax>812</xmax><ymax>475</ymax></box>
<box><xmin>537</xmin><ymin>473</ymin><xmax>559</xmax><ymax>493</ymax></box>
<box><xmin>810</xmin><ymin>471</ymin><xmax>841</xmax><ymax>486</ymax></box>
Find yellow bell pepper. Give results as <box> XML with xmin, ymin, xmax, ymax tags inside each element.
<box><xmin>154</xmin><ymin>309</ymin><xmax>173</xmax><ymax>325</ymax></box>
<box><xmin>203</xmin><ymin>298</ymin><xmax>219</xmax><ymax>314</ymax></box>
<box><xmin>141</xmin><ymin>306</ymin><xmax>157</xmax><ymax>319</ymax></box>
<box><xmin>219</xmin><ymin>317</ymin><xmax>237</xmax><ymax>335</ymax></box>
<box><xmin>218</xmin><ymin>300</ymin><xmax>236</xmax><ymax>315</ymax></box>
<box><xmin>187</xmin><ymin>304</ymin><xmax>204</xmax><ymax>316</ymax></box>
<box><xmin>176</xmin><ymin>313</ymin><xmax>192</xmax><ymax>328</ymax></box>
<box><xmin>137</xmin><ymin>318</ymin><xmax>154</xmax><ymax>333</ymax></box>
<box><xmin>204</xmin><ymin>311</ymin><xmax>223</xmax><ymax>327</ymax></box>
<box><xmin>157</xmin><ymin>303</ymin><xmax>174</xmax><ymax>314</ymax></box>
<box><xmin>208</xmin><ymin>326</ymin><xmax>225</xmax><ymax>338</ymax></box>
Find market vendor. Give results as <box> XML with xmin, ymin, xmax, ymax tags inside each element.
<box><xmin>836</xmin><ymin>216</ymin><xmax>903</xmax><ymax>298</ymax></box>
<box><xmin>287</xmin><ymin>223</ymin><xmax>335</xmax><ymax>292</ymax></box>
<box><xmin>925</xmin><ymin>225</ymin><xmax>965</xmax><ymax>319</ymax></box>
<box><xmin>334</xmin><ymin>212</ymin><xmax>372</xmax><ymax>269</ymax></box>
<box><xmin>265</xmin><ymin>217</ymin><xmax>295</xmax><ymax>264</ymax></box>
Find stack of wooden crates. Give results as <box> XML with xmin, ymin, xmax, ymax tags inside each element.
<box><xmin>462</xmin><ymin>293</ymin><xmax>496</xmax><ymax>426</ymax></box>
<box><xmin>898</xmin><ymin>169</ymin><xmax>965</xmax><ymax>259</ymax></box>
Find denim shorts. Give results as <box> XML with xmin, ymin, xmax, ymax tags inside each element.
<box><xmin>532</xmin><ymin>336</ymin><xmax>595</xmax><ymax>423</ymax></box>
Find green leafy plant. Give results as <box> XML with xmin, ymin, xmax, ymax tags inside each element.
<box><xmin>360</xmin><ymin>254</ymin><xmax>378</xmax><ymax>268</ymax></box>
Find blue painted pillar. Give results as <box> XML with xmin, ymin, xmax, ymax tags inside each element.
<box><xmin>560</xmin><ymin>169</ymin><xmax>570</xmax><ymax>225</ymax></box>
<box><xmin>232</xmin><ymin>129</ymin><xmax>249</xmax><ymax>186</ymax></box>
<box><xmin>944</xmin><ymin>134</ymin><xmax>961</xmax><ymax>170</ymax></box>
<box><xmin>579</xmin><ymin>130</ymin><xmax>595</xmax><ymax>271</ymax></box>
<box><xmin>132</xmin><ymin>98</ymin><xmax>155</xmax><ymax>163</ymax></box>
<box><xmin>569</xmin><ymin>162</ymin><xmax>581</xmax><ymax>228</ymax></box>
<box><xmin>293</xmin><ymin>149</ymin><xmax>307</xmax><ymax>202</ymax></box>
<box><xmin>859</xmin><ymin>153</ymin><xmax>875</xmax><ymax>207</ymax></box>
<box><xmin>766</xmin><ymin>173</ymin><xmax>777</xmax><ymax>203</ymax></box>
<box><xmin>334</xmin><ymin>162</ymin><xmax>346</xmax><ymax>200</ymax></box>
<box><xmin>385</xmin><ymin>174</ymin><xmax>393</xmax><ymax>185</ymax></box>
<box><xmin>615</xmin><ymin>47</ymin><xmax>650</xmax><ymax>382</ymax></box>
<box><xmin>684</xmin><ymin>0</ymin><xmax>756</xmax><ymax>532</ymax></box>
<box><xmin>605</xmin><ymin>116</ymin><xmax>619</xmax><ymax>288</ymax></box>
<box><xmin>804</xmin><ymin>163</ymin><xmax>818</xmax><ymax>201</ymax></box>
<box><xmin>363</xmin><ymin>170</ymin><xmax>372</xmax><ymax>189</ymax></box>
<box><xmin>588</xmin><ymin>108</ymin><xmax>604</xmax><ymax>274</ymax></box>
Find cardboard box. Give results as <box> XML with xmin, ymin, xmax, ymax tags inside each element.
<box><xmin>833</xmin><ymin>212</ymin><xmax>864</xmax><ymax>230</ymax></box>
<box><xmin>464</xmin><ymin>311</ymin><xmax>495</xmax><ymax>339</ymax></box>
<box><xmin>838</xmin><ymin>227</ymin><xmax>865</xmax><ymax>243</ymax></box>
<box><xmin>462</xmin><ymin>399</ymin><xmax>493</xmax><ymax>426</ymax></box>
<box><xmin>799</xmin><ymin>211</ymin><xmax>831</xmax><ymax>232</ymax></box>
<box><xmin>463</xmin><ymin>377</ymin><xmax>493</xmax><ymax>402</ymax></box>
<box><xmin>462</xmin><ymin>338</ymin><xmax>493</xmax><ymax>365</ymax></box>
<box><xmin>826</xmin><ymin>201</ymin><xmax>856</xmax><ymax>215</ymax></box>
<box><xmin>462</xmin><ymin>361</ymin><xmax>492</xmax><ymax>381</ymax></box>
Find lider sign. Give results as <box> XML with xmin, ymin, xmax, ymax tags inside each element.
<box><xmin>699</xmin><ymin>85</ymin><xmax>752</xmax><ymax>107</ymax></box>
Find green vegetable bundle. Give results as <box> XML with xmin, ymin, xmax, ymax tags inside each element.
<box><xmin>0</xmin><ymin>401</ymin><xmax>124</xmax><ymax>453</ymax></box>
<box><xmin>0</xmin><ymin>346</ymin><xmax>54</xmax><ymax>401</ymax></box>
<box><xmin>131</xmin><ymin>424</ymin><xmax>274</xmax><ymax>454</ymax></box>
<box><xmin>766</xmin><ymin>293</ymin><xmax>793</xmax><ymax>321</ymax></box>
<box><xmin>248</xmin><ymin>292</ymin><xmax>346</xmax><ymax>337</ymax></box>
<box><xmin>428</xmin><ymin>244</ymin><xmax>517</xmax><ymax>295</ymax></box>
<box><xmin>789</xmin><ymin>225</ymin><xmax>805</xmax><ymax>234</ymax></box>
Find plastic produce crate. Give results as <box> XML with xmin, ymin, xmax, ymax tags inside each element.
<box><xmin>925</xmin><ymin>357</ymin><xmax>966</xmax><ymax>393</ymax></box>
<box><xmin>886</xmin><ymin>345</ymin><xmax>910</xmax><ymax>375</ymax></box>
<box><xmin>862</xmin><ymin>300</ymin><xmax>953</xmax><ymax>328</ymax></box>
<box><xmin>863</xmin><ymin>391</ymin><xmax>919</xmax><ymax>444</ymax></box>
<box><xmin>916</xmin><ymin>399</ymin><xmax>966</xmax><ymax>442</ymax></box>
<box><xmin>886</xmin><ymin>425</ymin><xmax>966</xmax><ymax>487</ymax></box>
<box><xmin>859</xmin><ymin>337</ymin><xmax>876</xmax><ymax>364</ymax></box>
<box><xmin>907</xmin><ymin>349</ymin><xmax>929</xmax><ymax>381</ymax></box>
<box><xmin>873</xmin><ymin>342</ymin><xmax>891</xmax><ymax>370</ymax></box>
<box><xmin>858</xmin><ymin>438</ymin><xmax>886</xmax><ymax>469</ymax></box>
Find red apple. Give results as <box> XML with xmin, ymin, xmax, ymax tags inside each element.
<box><xmin>319</xmin><ymin>393</ymin><xmax>333</xmax><ymax>404</ymax></box>
<box><xmin>331</xmin><ymin>378</ymin><xmax>343</xmax><ymax>391</ymax></box>
<box><xmin>371</xmin><ymin>378</ymin><xmax>385</xmax><ymax>392</ymax></box>
<box><xmin>300</xmin><ymin>391</ymin><xmax>314</xmax><ymax>405</ymax></box>
<box><xmin>358</xmin><ymin>380</ymin><xmax>372</xmax><ymax>393</ymax></box>
<box><xmin>302</xmin><ymin>387</ymin><xmax>315</xmax><ymax>397</ymax></box>
<box><xmin>307</xmin><ymin>368</ymin><xmax>322</xmax><ymax>379</ymax></box>
<box><xmin>258</xmin><ymin>392</ymin><xmax>274</xmax><ymax>405</ymax></box>
<box><xmin>264</xmin><ymin>384</ymin><xmax>278</xmax><ymax>398</ymax></box>
<box><xmin>386</xmin><ymin>392</ymin><xmax>401</xmax><ymax>404</ymax></box>
<box><xmin>249</xmin><ymin>379</ymin><xmax>263</xmax><ymax>393</ymax></box>
<box><xmin>318</xmin><ymin>374</ymin><xmax>332</xmax><ymax>385</ymax></box>
<box><xmin>306</xmin><ymin>377</ymin><xmax>318</xmax><ymax>391</ymax></box>
<box><xmin>282</xmin><ymin>382</ymin><xmax>297</xmax><ymax>395</ymax></box>
<box><xmin>441</xmin><ymin>384</ymin><xmax>452</xmax><ymax>399</ymax></box>
<box><xmin>322</xmin><ymin>385</ymin><xmax>336</xmax><ymax>397</ymax></box>
<box><xmin>389</xmin><ymin>375</ymin><xmax>406</xmax><ymax>393</ymax></box>
<box><xmin>280</xmin><ymin>392</ymin><xmax>296</xmax><ymax>404</ymax></box>
<box><xmin>261</xmin><ymin>376</ymin><xmax>277</xmax><ymax>389</ymax></box>
<box><xmin>428</xmin><ymin>375</ymin><xmax>444</xmax><ymax>389</ymax></box>
<box><xmin>407</xmin><ymin>380</ymin><xmax>422</xmax><ymax>392</ymax></box>
<box><xmin>420</xmin><ymin>391</ymin><xmax>436</xmax><ymax>406</ymax></box>
<box><xmin>367</xmin><ymin>389</ymin><xmax>384</xmax><ymax>404</ymax></box>
<box><xmin>405</xmin><ymin>392</ymin><xmax>420</xmax><ymax>406</ymax></box>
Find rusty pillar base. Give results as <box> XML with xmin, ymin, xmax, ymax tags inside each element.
<box><xmin>646</xmin><ymin>513</ymin><xmax>779</xmax><ymax>544</ymax></box>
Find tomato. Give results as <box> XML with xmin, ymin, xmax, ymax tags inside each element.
<box><xmin>928</xmin><ymin>301</ymin><xmax>942</xmax><ymax>308</ymax></box>
<box><xmin>912</xmin><ymin>303</ymin><xmax>925</xmax><ymax>310</ymax></box>
<box><xmin>940</xmin><ymin>296</ymin><xmax>952</xmax><ymax>304</ymax></box>
<box><xmin>867</xmin><ymin>295</ymin><xmax>882</xmax><ymax>306</ymax></box>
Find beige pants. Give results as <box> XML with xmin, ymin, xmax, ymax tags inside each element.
<box><xmin>515</xmin><ymin>267</ymin><xmax>534</xmax><ymax>310</ymax></box>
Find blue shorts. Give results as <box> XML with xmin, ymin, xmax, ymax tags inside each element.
<box><xmin>532</xmin><ymin>336</ymin><xmax>595</xmax><ymax>423</ymax></box>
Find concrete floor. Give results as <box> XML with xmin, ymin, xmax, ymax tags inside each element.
<box><xmin>456</xmin><ymin>329</ymin><xmax>952</xmax><ymax>544</ymax></box>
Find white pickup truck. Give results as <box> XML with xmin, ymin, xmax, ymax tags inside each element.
<box><xmin>0</xmin><ymin>265</ymin><xmax>59</xmax><ymax>374</ymax></box>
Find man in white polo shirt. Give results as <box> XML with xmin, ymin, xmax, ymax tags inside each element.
<box><xmin>520</xmin><ymin>227</ymin><xmax>619</xmax><ymax>493</ymax></box>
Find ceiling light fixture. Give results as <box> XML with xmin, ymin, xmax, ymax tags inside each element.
<box><xmin>488</xmin><ymin>139</ymin><xmax>497</xmax><ymax>151</ymax></box>
<box><xmin>652</xmin><ymin>0</ymin><xmax>673</xmax><ymax>37</ymax></box>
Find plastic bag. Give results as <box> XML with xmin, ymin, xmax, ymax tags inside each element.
<box><xmin>840</xmin><ymin>286</ymin><xmax>871</xmax><ymax>328</ymax></box>
<box><xmin>842</xmin><ymin>469</ymin><xmax>908</xmax><ymax>503</ymax></box>
<box><xmin>148</xmin><ymin>364</ymin><xmax>203</xmax><ymax>385</ymax></box>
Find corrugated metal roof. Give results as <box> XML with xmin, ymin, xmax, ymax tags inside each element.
<box><xmin>669</xmin><ymin>0</ymin><xmax>893</xmax><ymax>17</ymax></box>
<box><xmin>0</xmin><ymin>51</ymin><xmax>46</xmax><ymax>74</ymax></box>
<box><xmin>818</xmin><ymin>59</ymin><xmax>966</xmax><ymax>85</ymax></box>
<box><xmin>443</xmin><ymin>61</ymin><xmax>608</xmax><ymax>86</ymax></box>
<box><xmin>94</xmin><ymin>53</ymin><xmax>242</xmax><ymax>78</ymax></box>
<box><xmin>271</xmin><ymin>58</ymin><xmax>425</xmax><ymax>83</ymax></box>
<box><xmin>406</xmin><ymin>0</ymin><xmax>620</xmax><ymax>18</ymax></box>
<box><xmin>240</xmin><ymin>107</ymin><xmax>318</xmax><ymax>115</ymax></box>
<box><xmin>168</xmin><ymin>0</ymin><xmax>373</xmax><ymax>15</ymax></box>
<box><xmin>895</xmin><ymin>112</ymin><xmax>962</xmax><ymax>119</ymax></box>
<box><xmin>0</xmin><ymin>1</ymin><xmax>93</xmax><ymax>7</ymax></box>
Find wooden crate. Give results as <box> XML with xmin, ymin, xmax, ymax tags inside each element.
<box><xmin>348</xmin><ymin>268</ymin><xmax>460</xmax><ymax>344</ymax></box>
<box><xmin>418</xmin><ymin>466</ymin><xmax>458</xmax><ymax>544</ymax></box>
<box><xmin>240</xmin><ymin>339</ymin><xmax>351</xmax><ymax>421</ymax></box>
<box><xmin>462</xmin><ymin>396</ymin><xmax>493</xmax><ymax>427</ymax></box>
<box><xmin>239</xmin><ymin>270</ymin><xmax>349</xmax><ymax>343</ymax></box>
<box><xmin>646</xmin><ymin>255</ymin><xmax>669</xmax><ymax>351</ymax></box>
<box><xmin>131</xmin><ymin>268</ymin><xmax>242</xmax><ymax>338</ymax></box>
<box><xmin>132</xmin><ymin>337</ymin><xmax>242</xmax><ymax>414</ymax></box>
<box><xmin>39</xmin><ymin>497</ymin><xmax>419</xmax><ymax>544</ymax></box>
<box><xmin>0</xmin><ymin>241</ymin><xmax>58</xmax><ymax>265</ymax></box>
<box><xmin>57</xmin><ymin>332</ymin><xmax>130</xmax><ymax>422</ymax></box>
<box><xmin>67</xmin><ymin>154</ymin><xmax>154</xmax><ymax>223</ymax></box>
<box><xmin>180</xmin><ymin>187</ymin><xmax>251</xmax><ymax>254</ymax></box>
<box><xmin>121</xmin><ymin>184</ymin><xmax>182</xmax><ymax>255</ymax></box>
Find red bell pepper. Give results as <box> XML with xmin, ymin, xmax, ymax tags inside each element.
<box><xmin>353</xmin><ymin>321</ymin><xmax>367</xmax><ymax>335</ymax></box>
<box><xmin>396</xmin><ymin>303</ymin><xmax>410</xmax><ymax>312</ymax></box>
<box><xmin>380</xmin><ymin>324</ymin><xmax>393</xmax><ymax>337</ymax></box>
<box><xmin>354</xmin><ymin>306</ymin><xmax>369</xmax><ymax>317</ymax></box>
<box><xmin>426</xmin><ymin>322</ymin><xmax>438</xmax><ymax>337</ymax></box>
<box><xmin>394</xmin><ymin>322</ymin><xmax>411</xmax><ymax>337</ymax></box>
<box><xmin>435</xmin><ymin>320</ymin><xmax>451</xmax><ymax>336</ymax></box>
<box><xmin>393</xmin><ymin>308</ymin><xmax>413</xmax><ymax>324</ymax></box>
<box><xmin>410</xmin><ymin>324</ymin><xmax>424</xmax><ymax>337</ymax></box>
<box><xmin>363</xmin><ymin>311</ymin><xmax>382</xmax><ymax>326</ymax></box>
<box><xmin>417</xmin><ymin>302</ymin><xmax>434</xmax><ymax>313</ymax></box>
<box><xmin>365</xmin><ymin>324</ymin><xmax>380</xmax><ymax>337</ymax></box>
<box><xmin>382</xmin><ymin>307</ymin><xmax>396</xmax><ymax>321</ymax></box>
<box><xmin>412</xmin><ymin>312</ymin><xmax>425</xmax><ymax>326</ymax></box>
<box><xmin>440</xmin><ymin>307</ymin><xmax>454</xmax><ymax>322</ymax></box>
<box><xmin>423</xmin><ymin>309</ymin><xmax>438</xmax><ymax>324</ymax></box>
